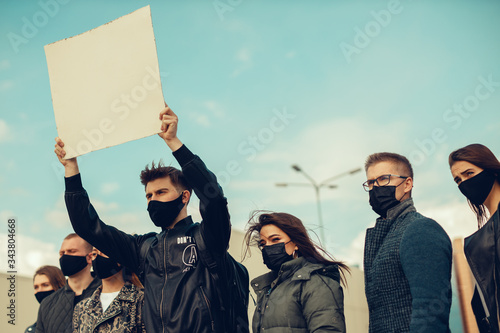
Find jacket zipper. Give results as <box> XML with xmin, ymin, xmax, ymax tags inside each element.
<box><xmin>94</xmin><ymin>308</ymin><xmax>122</xmax><ymax>331</ymax></box>
<box><xmin>160</xmin><ymin>230</ymin><xmax>169</xmax><ymax>333</ymax></box>
<box><xmin>257</xmin><ymin>287</ymin><xmax>273</xmax><ymax>332</ymax></box>
<box><xmin>494</xmin><ymin>269</ymin><xmax>499</xmax><ymax>329</ymax></box>
<box><xmin>199</xmin><ymin>286</ymin><xmax>215</xmax><ymax>332</ymax></box>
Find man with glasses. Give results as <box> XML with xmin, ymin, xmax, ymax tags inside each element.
<box><xmin>362</xmin><ymin>152</ymin><xmax>452</xmax><ymax>333</ymax></box>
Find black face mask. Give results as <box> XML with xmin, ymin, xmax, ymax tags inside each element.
<box><xmin>262</xmin><ymin>242</ymin><xmax>294</xmax><ymax>271</ymax></box>
<box><xmin>35</xmin><ymin>290</ymin><xmax>54</xmax><ymax>304</ymax></box>
<box><xmin>59</xmin><ymin>254</ymin><xmax>89</xmax><ymax>277</ymax></box>
<box><xmin>92</xmin><ymin>255</ymin><xmax>122</xmax><ymax>279</ymax></box>
<box><xmin>147</xmin><ymin>193</ymin><xmax>185</xmax><ymax>228</ymax></box>
<box><xmin>459</xmin><ymin>170</ymin><xmax>496</xmax><ymax>206</ymax></box>
<box><xmin>369</xmin><ymin>182</ymin><xmax>406</xmax><ymax>218</ymax></box>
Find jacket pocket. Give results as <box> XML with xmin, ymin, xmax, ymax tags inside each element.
<box><xmin>198</xmin><ymin>286</ymin><xmax>216</xmax><ymax>332</ymax></box>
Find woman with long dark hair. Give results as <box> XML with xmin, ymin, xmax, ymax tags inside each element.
<box><xmin>244</xmin><ymin>211</ymin><xmax>348</xmax><ymax>333</ymax></box>
<box><xmin>449</xmin><ymin>143</ymin><xmax>500</xmax><ymax>333</ymax></box>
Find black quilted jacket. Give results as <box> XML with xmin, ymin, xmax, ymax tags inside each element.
<box><xmin>35</xmin><ymin>278</ymin><xmax>101</xmax><ymax>333</ymax></box>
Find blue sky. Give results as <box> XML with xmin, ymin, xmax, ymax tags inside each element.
<box><xmin>1</xmin><ymin>1</ymin><xmax>499</xmax><ymax>330</ymax></box>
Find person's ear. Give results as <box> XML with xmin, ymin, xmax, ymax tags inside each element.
<box><xmin>86</xmin><ymin>252</ymin><xmax>95</xmax><ymax>264</ymax></box>
<box><xmin>182</xmin><ymin>190</ymin><xmax>191</xmax><ymax>205</ymax></box>
<box><xmin>404</xmin><ymin>177</ymin><xmax>413</xmax><ymax>194</ymax></box>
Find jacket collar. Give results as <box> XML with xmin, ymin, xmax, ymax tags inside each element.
<box><xmin>63</xmin><ymin>276</ymin><xmax>101</xmax><ymax>295</ymax></box>
<box><xmin>161</xmin><ymin>216</ymin><xmax>193</xmax><ymax>232</ymax></box>
<box><xmin>385</xmin><ymin>198</ymin><xmax>416</xmax><ymax>221</ymax></box>
<box><xmin>114</xmin><ymin>283</ymin><xmax>139</xmax><ymax>302</ymax></box>
<box><xmin>251</xmin><ymin>257</ymin><xmax>339</xmax><ymax>293</ymax></box>
<box><xmin>89</xmin><ymin>282</ymin><xmax>138</xmax><ymax>305</ymax></box>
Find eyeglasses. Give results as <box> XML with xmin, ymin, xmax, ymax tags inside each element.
<box><xmin>362</xmin><ymin>174</ymin><xmax>408</xmax><ymax>192</ymax></box>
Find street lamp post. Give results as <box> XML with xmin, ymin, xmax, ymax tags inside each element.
<box><xmin>276</xmin><ymin>165</ymin><xmax>362</xmax><ymax>245</ymax></box>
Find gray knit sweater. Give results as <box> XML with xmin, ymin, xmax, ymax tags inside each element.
<box><xmin>364</xmin><ymin>199</ymin><xmax>452</xmax><ymax>333</ymax></box>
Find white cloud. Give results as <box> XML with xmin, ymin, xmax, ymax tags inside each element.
<box><xmin>189</xmin><ymin>112</ymin><xmax>211</xmax><ymax>127</ymax></box>
<box><xmin>104</xmin><ymin>211</ymin><xmax>150</xmax><ymax>235</ymax></box>
<box><xmin>203</xmin><ymin>100</ymin><xmax>225</xmax><ymax>118</ymax></box>
<box><xmin>0</xmin><ymin>59</ymin><xmax>10</xmax><ymax>71</ymax></box>
<box><xmin>45</xmin><ymin>199</ymin><xmax>70</xmax><ymax>229</ymax></box>
<box><xmin>339</xmin><ymin>229</ymin><xmax>367</xmax><ymax>268</ymax></box>
<box><xmin>100</xmin><ymin>182</ymin><xmax>120</xmax><ymax>195</ymax></box>
<box><xmin>1</xmin><ymin>210</ymin><xmax>16</xmax><ymax>221</ymax></box>
<box><xmin>236</xmin><ymin>48</ymin><xmax>251</xmax><ymax>62</ymax></box>
<box><xmin>239</xmin><ymin>116</ymin><xmax>408</xmax><ymax>208</ymax></box>
<box><xmin>184</xmin><ymin>99</ymin><xmax>225</xmax><ymax>128</ymax></box>
<box><xmin>0</xmin><ymin>119</ymin><xmax>11</xmax><ymax>142</ymax></box>
<box><xmin>418</xmin><ymin>200</ymin><xmax>478</xmax><ymax>241</ymax></box>
<box><xmin>44</xmin><ymin>197</ymin><xmax>119</xmax><ymax>229</ymax></box>
<box><xmin>0</xmin><ymin>232</ymin><xmax>60</xmax><ymax>277</ymax></box>
<box><xmin>0</xmin><ymin>80</ymin><xmax>14</xmax><ymax>91</ymax></box>
<box><xmin>10</xmin><ymin>187</ymin><xmax>32</xmax><ymax>197</ymax></box>
<box><xmin>231</xmin><ymin>47</ymin><xmax>253</xmax><ymax>77</ymax></box>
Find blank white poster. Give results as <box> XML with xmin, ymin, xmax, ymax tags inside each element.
<box><xmin>45</xmin><ymin>5</ymin><xmax>164</xmax><ymax>159</ymax></box>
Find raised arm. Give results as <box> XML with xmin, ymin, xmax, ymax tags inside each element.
<box><xmin>54</xmin><ymin>137</ymin><xmax>79</xmax><ymax>177</ymax></box>
<box><xmin>400</xmin><ymin>218</ymin><xmax>452</xmax><ymax>333</ymax></box>
<box><xmin>159</xmin><ymin>104</ymin><xmax>231</xmax><ymax>253</ymax></box>
<box><xmin>54</xmin><ymin>138</ymin><xmax>147</xmax><ymax>273</ymax></box>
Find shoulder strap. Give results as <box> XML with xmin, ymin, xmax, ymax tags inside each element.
<box><xmin>193</xmin><ymin>224</ymin><xmax>218</xmax><ymax>272</ymax></box>
<box><xmin>193</xmin><ymin>225</ymin><xmax>227</xmax><ymax>325</ymax></box>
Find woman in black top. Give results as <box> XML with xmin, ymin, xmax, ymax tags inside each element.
<box><xmin>449</xmin><ymin>143</ymin><xmax>500</xmax><ymax>333</ymax></box>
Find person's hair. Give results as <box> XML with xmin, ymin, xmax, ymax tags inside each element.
<box><xmin>123</xmin><ymin>268</ymin><xmax>144</xmax><ymax>289</ymax></box>
<box><xmin>33</xmin><ymin>265</ymin><xmax>65</xmax><ymax>290</ymax></box>
<box><xmin>365</xmin><ymin>152</ymin><xmax>414</xmax><ymax>179</ymax></box>
<box><xmin>93</xmin><ymin>247</ymin><xmax>144</xmax><ymax>289</ymax></box>
<box><xmin>449</xmin><ymin>143</ymin><xmax>500</xmax><ymax>227</ymax></box>
<box><xmin>140</xmin><ymin>160</ymin><xmax>192</xmax><ymax>194</ymax></box>
<box><xmin>63</xmin><ymin>233</ymin><xmax>92</xmax><ymax>253</ymax></box>
<box><xmin>244</xmin><ymin>211</ymin><xmax>350</xmax><ymax>285</ymax></box>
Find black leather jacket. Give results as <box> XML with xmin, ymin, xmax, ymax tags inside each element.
<box><xmin>64</xmin><ymin>145</ymin><xmax>234</xmax><ymax>333</ymax></box>
<box><xmin>464</xmin><ymin>202</ymin><xmax>500</xmax><ymax>333</ymax></box>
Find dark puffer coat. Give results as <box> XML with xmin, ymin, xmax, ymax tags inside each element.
<box><xmin>35</xmin><ymin>277</ymin><xmax>101</xmax><ymax>333</ymax></box>
<box><xmin>251</xmin><ymin>257</ymin><xmax>345</xmax><ymax>333</ymax></box>
<box><xmin>73</xmin><ymin>282</ymin><xmax>145</xmax><ymax>333</ymax></box>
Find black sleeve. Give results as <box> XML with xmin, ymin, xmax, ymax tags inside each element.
<box><xmin>173</xmin><ymin>145</ymin><xmax>231</xmax><ymax>254</ymax></box>
<box><xmin>64</xmin><ymin>173</ymin><xmax>153</xmax><ymax>273</ymax></box>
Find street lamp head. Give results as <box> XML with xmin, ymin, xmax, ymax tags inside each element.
<box><xmin>275</xmin><ymin>183</ymin><xmax>288</xmax><ymax>187</ymax></box>
<box><xmin>291</xmin><ymin>164</ymin><xmax>302</xmax><ymax>172</ymax></box>
<box><xmin>350</xmin><ymin>167</ymin><xmax>362</xmax><ymax>175</ymax></box>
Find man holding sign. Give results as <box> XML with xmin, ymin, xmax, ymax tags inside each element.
<box><xmin>54</xmin><ymin>104</ymin><xmax>249</xmax><ymax>333</ymax></box>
